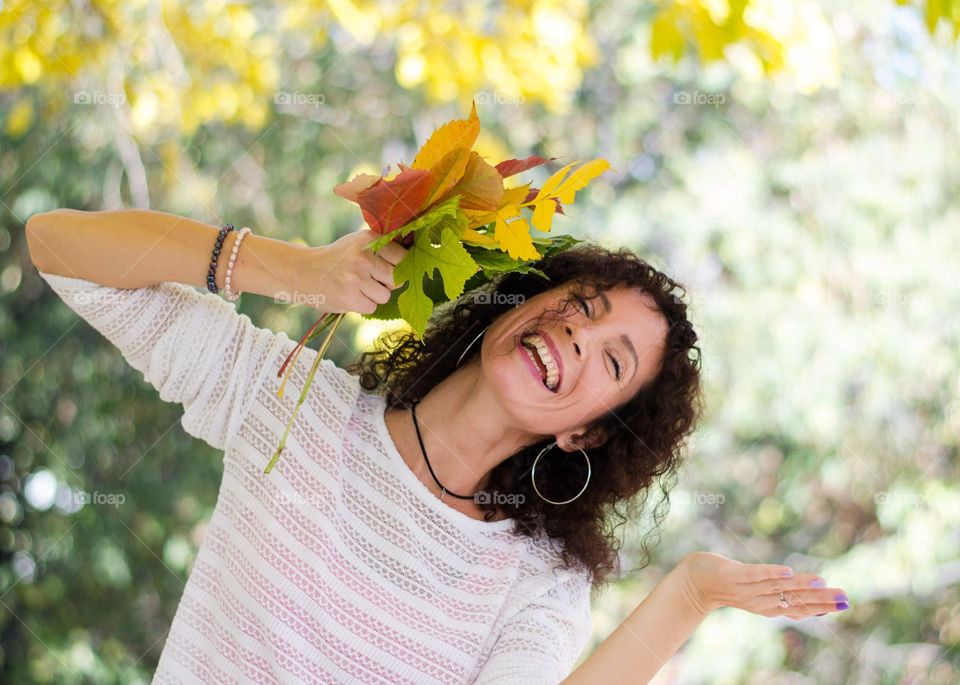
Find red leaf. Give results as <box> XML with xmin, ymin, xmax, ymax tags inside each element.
<box><xmin>524</xmin><ymin>187</ymin><xmax>565</xmax><ymax>215</ymax></box>
<box><xmin>495</xmin><ymin>155</ymin><xmax>556</xmax><ymax>178</ymax></box>
<box><xmin>353</xmin><ymin>164</ymin><xmax>434</xmax><ymax>234</ymax></box>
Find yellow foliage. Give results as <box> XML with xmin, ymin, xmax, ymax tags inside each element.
<box><xmin>4</xmin><ymin>96</ymin><xmax>33</xmax><ymax>137</ymax></box>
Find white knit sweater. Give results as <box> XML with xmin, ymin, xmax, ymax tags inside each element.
<box><xmin>38</xmin><ymin>270</ymin><xmax>594</xmax><ymax>685</ymax></box>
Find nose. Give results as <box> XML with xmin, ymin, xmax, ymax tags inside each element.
<box><xmin>565</xmin><ymin>324</ymin><xmax>581</xmax><ymax>358</ymax></box>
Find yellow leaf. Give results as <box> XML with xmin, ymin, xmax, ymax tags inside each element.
<box><xmin>461</xmin><ymin>227</ymin><xmax>499</xmax><ymax>246</ymax></box>
<box><xmin>494</xmin><ymin>216</ymin><xmax>540</xmax><ymax>261</ymax></box>
<box><xmin>411</xmin><ymin>100</ymin><xmax>480</xmax><ymax>172</ymax></box>
<box><xmin>530</xmin><ymin>199</ymin><xmax>558</xmax><ymax>232</ymax></box>
<box><xmin>412</xmin><ymin>101</ymin><xmax>481</xmax><ymax>207</ymax></box>
<box><xmin>499</xmin><ymin>183</ymin><xmax>530</xmax><ymax>206</ymax></box>
<box><xmin>554</xmin><ymin>158</ymin><xmax>610</xmax><ymax>204</ymax></box>
<box><xmin>534</xmin><ymin>161</ymin><xmax>579</xmax><ymax>202</ymax></box>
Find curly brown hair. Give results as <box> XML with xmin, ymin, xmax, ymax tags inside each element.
<box><xmin>346</xmin><ymin>243</ymin><xmax>704</xmax><ymax>588</ymax></box>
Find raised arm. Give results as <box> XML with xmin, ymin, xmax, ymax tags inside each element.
<box><xmin>25</xmin><ymin>208</ymin><xmax>298</xmax><ymax>296</ymax></box>
<box><xmin>24</xmin><ymin>208</ymin><xmax>407</xmax><ymax>314</ymax></box>
<box><xmin>562</xmin><ymin>552</ymin><xmax>848</xmax><ymax>684</ymax></box>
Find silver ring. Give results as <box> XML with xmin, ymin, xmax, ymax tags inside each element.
<box><xmin>778</xmin><ymin>590</ymin><xmax>789</xmax><ymax>609</ymax></box>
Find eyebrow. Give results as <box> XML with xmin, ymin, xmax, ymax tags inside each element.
<box><xmin>595</xmin><ymin>290</ymin><xmax>639</xmax><ymax>380</ymax></box>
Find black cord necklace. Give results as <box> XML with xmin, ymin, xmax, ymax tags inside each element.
<box><xmin>410</xmin><ymin>397</ymin><xmax>476</xmax><ymax>501</ymax></box>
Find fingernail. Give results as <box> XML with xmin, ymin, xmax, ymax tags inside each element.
<box><xmin>835</xmin><ymin>601</ymin><xmax>849</xmax><ymax>611</ymax></box>
<box><xmin>779</xmin><ymin>569</ymin><xmax>794</xmax><ymax>578</ymax></box>
<box><xmin>834</xmin><ymin>593</ymin><xmax>848</xmax><ymax>603</ymax></box>
<box><xmin>808</xmin><ymin>578</ymin><xmax>826</xmax><ymax>588</ymax></box>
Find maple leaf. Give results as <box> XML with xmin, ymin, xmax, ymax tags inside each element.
<box><xmin>412</xmin><ymin>100</ymin><xmax>481</xmax><ymax>207</ymax></box>
<box><xmin>334</xmin><ymin>163</ymin><xmax>434</xmax><ymax>234</ymax></box>
<box><xmin>394</xmin><ymin>224</ymin><xmax>479</xmax><ymax>337</ymax></box>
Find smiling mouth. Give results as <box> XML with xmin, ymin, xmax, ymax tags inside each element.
<box><xmin>520</xmin><ymin>332</ymin><xmax>560</xmax><ymax>392</ymax></box>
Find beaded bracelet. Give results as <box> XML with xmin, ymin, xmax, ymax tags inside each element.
<box><xmin>223</xmin><ymin>226</ymin><xmax>252</xmax><ymax>302</ymax></box>
<box><xmin>207</xmin><ymin>223</ymin><xmax>236</xmax><ymax>293</ymax></box>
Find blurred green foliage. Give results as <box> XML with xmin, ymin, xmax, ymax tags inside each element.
<box><xmin>1</xmin><ymin>1</ymin><xmax>959</xmax><ymax>683</ymax></box>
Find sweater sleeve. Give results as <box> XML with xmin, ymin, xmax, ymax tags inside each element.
<box><xmin>471</xmin><ymin>569</ymin><xmax>594</xmax><ymax>685</ymax></box>
<box><xmin>36</xmin><ymin>269</ymin><xmax>308</xmax><ymax>452</ymax></box>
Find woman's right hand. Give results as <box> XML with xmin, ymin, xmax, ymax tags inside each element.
<box><xmin>290</xmin><ymin>228</ymin><xmax>408</xmax><ymax>315</ymax></box>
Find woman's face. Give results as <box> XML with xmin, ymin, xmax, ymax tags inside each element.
<box><xmin>481</xmin><ymin>281</ymin><xmax>670</xmax><ymax>451</ymax></box>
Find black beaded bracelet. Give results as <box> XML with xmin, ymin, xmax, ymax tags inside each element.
<box><xmin>207</xmin><ymin>223</ymin><xmax>236</xmax><ymax>293</ymax></box>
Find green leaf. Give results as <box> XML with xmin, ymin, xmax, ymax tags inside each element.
<box><xmin>394</xmin><ymin>225</ymin><xmax>479</xmax><ymax>337</ymax></box>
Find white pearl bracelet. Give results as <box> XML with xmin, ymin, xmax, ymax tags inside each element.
<box><xmin>223</xmin><ymin>226</ymin><xmax>251</xmax><ymax>302</ymax></box>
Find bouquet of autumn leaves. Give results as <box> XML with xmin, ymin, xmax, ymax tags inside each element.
<box><xmin>263</xmin><ymin>101</ymin><xmax>609</xmax><ymax>473</ymax></box>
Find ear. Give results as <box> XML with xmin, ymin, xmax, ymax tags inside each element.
<box><xmin>555</xmin><ymin>425</ymin><xmax>608</xmax><ymax>452</ymax></box>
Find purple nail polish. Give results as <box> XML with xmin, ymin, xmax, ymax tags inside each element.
<box><xmin>809</xmin><ymin>579</ymin><xmax>826</xmax><ymax>588</ymax></box>
<box><xmin>835</xmin><ymin>601</ymin><xmax>849</xmax><ymax>611</ymax></box>
<box><xmin>779</xmin><ymin>569</ymin><xmax>794</xmax><ymax>578</ymax></box>
<box><xmin>834</xmin><ymin>593</ymin><xmax>848</xmax><ymax>603</ymax></box>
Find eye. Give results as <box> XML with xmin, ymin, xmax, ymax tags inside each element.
<box><xmin>574</xmin><ymin>295</ymin><xmax>590</xmax><ymax>316</ymax></box>
<box><xmin>575</xmin><ymin>295</ymin><xmax>622</xmax><ymax>381</ymax></box>
<box><xmin>609</xmin><ymin>353</ymin><xmax>622</xmax><ymax>381</ymax></box>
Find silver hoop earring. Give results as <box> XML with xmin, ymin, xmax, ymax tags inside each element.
<box><xmin>456</xmin><ymin>324</ymin><xmax>490</xmax><ymax>368</ymax></box>
<box><xmin>531</xmin><ymin>441</ymin><xmax>591</xmax><ymax>505</ymax></box>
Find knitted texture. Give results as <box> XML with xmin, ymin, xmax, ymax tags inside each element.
<box><xmin>38</xmin><ymin>270</ymin><xmax>594</xmax><ymax>684</ymax></box>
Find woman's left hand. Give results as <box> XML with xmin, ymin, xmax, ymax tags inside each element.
<box><xmin>679</xmin><ymin>551</ymin><xmax>849</xmax><ymax>620</ymax></box>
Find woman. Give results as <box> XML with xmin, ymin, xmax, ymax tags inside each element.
<box><xmin>25</xmin><ymin>208</ymin><xmax>848</xmax><ymax>684</ymax></box>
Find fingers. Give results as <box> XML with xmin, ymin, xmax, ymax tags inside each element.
<box><xmin>359</xmin><ymin>278</ymin><xmax>392</xmax><ymax>308</ymax></box>
<box><xmin>365</xmin><ymin>251</ymin><xmax>399</xmax><ymax>289</ymax></box>
<box><xmin>374</xmin><ymin>239</ymin><xmax>408</xmax><ymax>266</ymax></box>
<box><xmin>736</xmin><ymin>562</ymin><xmax>796</xmax><ymax>583</ymax></box>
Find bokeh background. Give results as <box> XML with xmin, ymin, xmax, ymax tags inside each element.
<box><xmin>2</xmin><ymin>0</ymin><xmax>959</xmax><ymax>683</ymax></box>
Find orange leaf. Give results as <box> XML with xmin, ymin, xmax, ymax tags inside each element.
<box><xmin>438</xmin><ymin>151</ymin><xmax>504</xmax><ymax>211</ymax></box>
<box><xmin>353</xmin><ymin>163</ymin><xmax>434</xmax><ymax>234</ymax></box>
<box><xmin>463</xmin><ymin>182</ymin><xmax>531</xmax><ymax>228</ymax></box>
<box><xmin>333</xmin><ymin>172</ymin><xmax>380</xmax><ymax>202</ymax></box>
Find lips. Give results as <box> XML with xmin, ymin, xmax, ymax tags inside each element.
<box><xmin>515</xmin><ymin>329</ymin><xmax>564</xmax><ymax>393</ymax></box>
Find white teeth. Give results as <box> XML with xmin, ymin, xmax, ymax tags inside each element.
<box><xmin>521</xmin><ymin>334</ymin><xmax>559</xmax><ymax>391</ymax></box>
